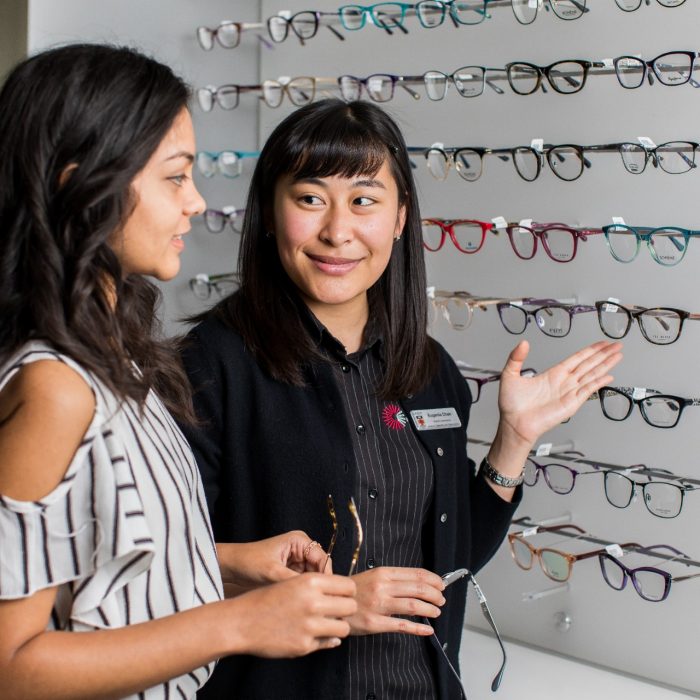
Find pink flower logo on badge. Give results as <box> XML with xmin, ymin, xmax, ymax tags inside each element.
<box><xmin>382</xmin><ymin>404</ymin><xmax>408</xmax><ymax>430</ymax></box>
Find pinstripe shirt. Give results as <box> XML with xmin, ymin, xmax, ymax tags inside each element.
<box><xmin>322</xmin><ymin>326</ymin><xmax>437</xmax><ymax>700</ymax></box>
<box><xmin>0</xmin><ymin>343</ymin><xmax>223</xmax><ymax>700</ymax></box>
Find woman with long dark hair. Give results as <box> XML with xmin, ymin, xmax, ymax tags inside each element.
<box><xmin>181</xmin><ymin>98</ymin><xmax>622</xmax><ymax>699</ymax></box>
<box><xmin>0</xmin><ymin>45</ymin><xmax>356</xmax><ymax>700</ymax></box>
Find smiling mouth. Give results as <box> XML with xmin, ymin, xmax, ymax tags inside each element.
<box><xmin>307</xmin><ymin>253</ymin><xmax>362</xmax><ymax>276</ymax></box>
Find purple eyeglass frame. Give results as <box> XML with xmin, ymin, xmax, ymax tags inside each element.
<box><xmin>504</xmin><ymin>221</ymin><xmax>604</xmax><ymax>263</ymax></box>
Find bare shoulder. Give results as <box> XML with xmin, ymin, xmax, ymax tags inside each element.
<box><xmin>0</xmin><ymin>360</ymin><xmax>96</xmax><ymax>501</ymax></box>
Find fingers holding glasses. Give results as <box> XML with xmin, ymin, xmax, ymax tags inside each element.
<box><xmin>347</xmin><ymin>567</ymin><xmax>446</xmax><ymax>636</ymax></box>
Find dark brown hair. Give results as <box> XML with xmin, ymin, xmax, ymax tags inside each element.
<box><xmin>204</xmin><ymin>98</ymin><xmax>438</xmax><ymax>399</ymax></box>
<box><xmin>0</xmin><ymin>44</ymin><xmax>195</xmax><ymax>421</ymax></box>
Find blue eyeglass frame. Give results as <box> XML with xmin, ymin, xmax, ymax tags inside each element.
<box><xmin>338</xmin><ymin>2</ymin><xmax>414</xmax><ymax>30</ymax></box>
<box><xmin>602</xmin><ymin>224</ymin><xmax>700</xmax><ymax>266</ymax></box>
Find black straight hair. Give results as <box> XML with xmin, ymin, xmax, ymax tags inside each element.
<box><xmin>0</xmin><ymin>43</ymin><xmax>195</xmax><ymax>421</ymax></box>
<box><xmin>205</xmin><ymin>98</ymin><xmax>438</xmax><ymax>399</ymax></box>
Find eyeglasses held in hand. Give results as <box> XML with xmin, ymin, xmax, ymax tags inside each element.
<box><xmin>593</xmin><ymin>385</ymin><xmax>700</xmax><ymax>429</ymax></box>
<box><xmin>599</xmin><ymin>544</ymin><xmax>700</xmax><ymax>602</ymax></box>
<box><xmin>338</xmin><ymin>73</ymin><xmax>421</xmax><ymax>102</ymax></box>
<box><xmin>595</xmin><ymin>300</ymin><xmax>700</xmax><ymax>345</ymax></box>
<box><xmin>506</xmin><ymin>59</ymin><xmax>602</xmax><ymax>95</ymax></box>
<box><xmin>261</xmin><ymin>76</ymin><xmax>316</xmax><ymax>108</ymax></box>
<box><xmin>430</xmin><ymin>290</ymin><xmax>513</xmax><ymax>331</ymax></box>
<box><xmin>267</xmin><ymin>10</ymin><xmax>345</xmax><ymax>44</ymax></box>
<box><xmin>196</xmin><ymin>150</ymin><xmax>260</xmax><ymax>179</ymax></box>
<box><xmin>415</xmin><ymin>0</ymin><xmax>493</xmax><ymax>27</ymax></box>
<box><xmin>511</xmin><ymin>0</ymin><xmax>588</xmax><ymax>25</ymax></box>
<box><xmin>603</xmin><ymin>224</ymin><xmax>700</xmax><ymax>266</ymax></box>
<box><xmin>603</xmin><ymin>470</ymin><xmax>700</xmax><ymax>519</ymax></box>
<box><xmin>189</xmin><ymin>272</ymin><xmax>239</xmax><ymax>301</ymax></box>
<box><xmin>326</xmin><ymin>495</ymin><xmax>364</xmax><ymax>576</ymax></box>
<box><xmin>617</xmin><ymin>140</ymin><xmax>698</xmax><ymax>174</ymax></box>
<box><xmin>614</xmin><ymin>51</ymin><xmax>698</xmax><ymax>89</ymax></box>
<box><xmin>505</xmin><ymin>222</ymin><xmax>603</xmax><ymax>262</ymax></box>
<box><xmin>421</xmin><ymin>218</ymin><xmax>495</xmax><ymax>253</ymax></box>
<box><xmin>508</xmin><ymin>525</ymin><xmax>638</xmax><ymax>582</ymax></box>
<box><xmin>203</xmin><ymin>207</ymin><xmax>245</xmax><ymax>234</ymax></box>
<box><xmin>427</xmin><ymin>568</ymin><xmax>505</xmax><ymax>699</ymax></box>
<box><xmin>497</xmin><ymin>300</ymin><xmax>595</xmax><ymax>338</ymax></box>
<box><xmin>524</xmin><ymin>457</ymin><xmax>598</xmax><ymax>494</ymax></box>
<box><xmin>615</xmin><ymin>0</ymin><xmax>686</xmax><ymax>12</ymax></box>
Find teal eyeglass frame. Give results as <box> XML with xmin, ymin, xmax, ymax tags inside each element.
<box><xmin>602</xmin><ymin>224</ymin><xmax>700</xmax><ymax>266</ymax></box>
<box><xmin>195</xmin><ymin>150</ymin><xmax>260</xmax><ymax>179</ymax></box>
<box><xmin>338</xmin><ymin>3</ymin><xmax>415</xmax><ymax>30</ymax></box>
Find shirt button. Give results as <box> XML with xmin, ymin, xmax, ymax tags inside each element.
<box><xmin>440</xmin><ymin>513</ymin><xmax>448</xmax><ymax>523</ymax></box>
<box><xmin>442</xmin><ymin>642</ymin><xmax>448</xmax><ymax>651</ymax></box>
<box><xmin>343</xmin><ymin>461</ymin><xmax>350</xmax><ymax>473</ymax></box>
<box><xmin>368</xmin><ymin>488</ymin><xmax>378</xmax><ymax>499</ymax></box>
<box><xmin>341</xmin><ymin>364</ymin><xmax>350</xmax><ymax>373</ymax></box>
<box><xmin>436</xmin><ymin>447</ymin><xmax>444</xmax><ymax>456</ymax></box>
<box><xmin>406</xmin><ymin>394</ymin><xmax>413</xmax><ymax>399</ymax></box>
<box><xmin>367</xmin><ymin>558</ymin><xmax>376</xmax><ymax>568</ymax></box>
<box><xmin>356</xmin><ymin>424</ymin><xmax>366</xmax><ymax>435</ymax></box>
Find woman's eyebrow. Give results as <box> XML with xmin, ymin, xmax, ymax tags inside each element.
<box><xmin>164</xmin><ymin>150</ymin><xmax>195</xmax><ymax>163</ymax></box>
<box><xmin>293</xmin><ymin>176</ymin><xmax>387</xmax><ymax>189</ymax></box>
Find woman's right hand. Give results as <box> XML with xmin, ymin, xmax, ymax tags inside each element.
<box><xmin>229</xmin><ymin>573</ymin><xmax>357</xmax><ymax>658</ymax></box>
<box><xmin>347</xmin><ymin>567</ymin><xmax>446</xmax><ymax>636</ymax></box>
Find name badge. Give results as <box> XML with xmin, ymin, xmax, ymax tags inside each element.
<box><xmin>410</xmin><ymin>407</ymin><xmax>462</xmax><ymax>431</ymax></box>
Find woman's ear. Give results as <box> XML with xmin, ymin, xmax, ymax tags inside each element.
<box><xmin>394</xmin><ymin>203</ymin><xmax>407</xmax><ymax>240</ymax></box>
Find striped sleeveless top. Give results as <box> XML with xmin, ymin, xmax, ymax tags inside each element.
<box><xmin>0</xmin><ymin>342</ymin><xmax>223</xmax><ymax>699</ymax></box>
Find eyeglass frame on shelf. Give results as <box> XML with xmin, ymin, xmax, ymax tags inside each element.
<box><xmin>195</xmin><ymin>150</ymin><xmax>260</xmax><ymax>179</ymax></box>
<box><xmin>203</xmin><ymin>207</ymin><xmax>246</xmax><ymax>234</ymax></box>
<box><xmin>591</xmin><ymin>385</ymin><xmax>700</xmax><ymax>429</ymax></box>
<box><xmin>421</xmin><ymin>218</ymin><xmax>496</xmax><ymax>253</ymax></box>
<box><xmin>510</xmin><ymin>0</ymin><xmax>589</xmax><ymax>25</ymax></box>
<box><xmin>602</xmin><ymin>224</ymin><xmax>700</xmax><ymax>266</ymax></box>
<box><xmin>505</xmin><ymin>59</ymin><xmax>604</xmax><ymax>95</ymax></box>
<box><xmin>189</xmin><ymin>272</ymin><xmax>240</xmax><ymax>300</ymax></box>
<box><xmin>503</xmin><ymin>222</ymin><xmax>603</xmax><ymax>262</ymax></box>
<box><xmin>594</xmin><ymin>300</ymin><xmax>700</xmax><ymax>345</ymax></box>
<box><xmin>497</xmin><ymin>299</ymin><xmax>595</xmax><ymax>338</ymax></box>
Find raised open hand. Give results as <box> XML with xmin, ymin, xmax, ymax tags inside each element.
<box><xmin>497</xmin><ymin>339</ymin><xmax>623</xmax><ymax>448</ymax></box>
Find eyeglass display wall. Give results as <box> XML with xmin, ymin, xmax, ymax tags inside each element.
<box><xmin>251</xmin><ymin>0</ymin><xmax>700</xmax><ymax>695</ymax></box>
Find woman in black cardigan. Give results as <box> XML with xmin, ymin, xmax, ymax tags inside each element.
<box><xmin>180</xmin><ymin>99</ymin><xmax>622</xmax><ymax>699</ymax></box>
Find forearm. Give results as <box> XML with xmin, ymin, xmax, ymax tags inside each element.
<box><xmin>3</xmin><ymin>599</ymin><xmax>242</xmax><ymax>700</ymax></box>
<box><xmin>485</xmin><ymin>419</ymin><xmax>531</xmax><ymax>503</ymax></box>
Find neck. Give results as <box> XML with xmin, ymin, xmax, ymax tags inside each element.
<box><xmin>305</xmin><ymin>294</ymin><xmax>369</xmax><ymax>355</ymax></box>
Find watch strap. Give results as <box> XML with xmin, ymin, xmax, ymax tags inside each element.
<box><xmin>481</xmin><ymin>457</ymin><xmax>524</xmax><ymax>488</ymax></box>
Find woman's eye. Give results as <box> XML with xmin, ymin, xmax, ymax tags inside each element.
<box><xmin>169</xmin><ymin>174</ymin><xmax>189</xmax><ymax>186</ymax></box>
<box><xmin>299</xmin><ymin>194</ymin><xmax>323</xmax><ymax>205</ymax></box>
<box><xmin>355</xmin><ymin>196</ymin><xmax>375</xmax><ymax>206</ymax></box>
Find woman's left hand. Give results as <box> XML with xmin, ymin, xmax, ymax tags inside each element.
<box><xmin>497</xmin><ymin>339</ymin><xmax>623</xmax><ymax>449</ymax></box>
<box><xmin>217</xmin><ymin>531</ymin><xmax>331</xmax><ymax>595</ymax></box>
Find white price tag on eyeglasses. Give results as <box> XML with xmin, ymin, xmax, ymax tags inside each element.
<box><xmin>430</xmin><ymin>141</ymin><xmax>445</xmax><ymax>150</ymax></box>
<box><xmin>530</xmin><ymin>138</ymin><xmax>544</xmax><ymax>153</ymax></box>
<box><xmin>637</xmin><ymin>136</ymin><xmax>657</xmax><ymax>149</ymax></box>
<box><xmin>519</xmin><ymin>218</ymin><xmax>533</xmax><ymax>229</ymax></box>
<box><xmin>632</xmin><ymin>387</ymin><xmax>646</xmax><ymax>400</ymax></box>
<box><xmin>510</xmin><ymin>300</ymin><xmax>523</xmax><ymax>307</ymax></box>
<box><xmin>528</xmin><ymin>0</ymin><xmax>538</xmax><ymax>7</ymax></box>
<box><xmin>522</xmin><ymin>527</ymin><xmax>539</xmax><ymax>538</ymax></box>
<box><xmin>535</xmin><ymin>442</ymin><xmax>552</xmax><ymax>457</ymax></box>
<box><xmin>277</xmin><ymin>9</ymin><xmax>292</xmax><ymax>18</ymax></box>
<box><xmin>602</xmin><ymin>58</ymin><xmax>614</xmax><ymax>69</ymax></box>
<box><xmin>611</xmin><ymin>216</ymin><xmax>626</xmax><ymax>226</ymax></box>
<box><xmin>491</xmin><ymin>216</ymin><xmax>508</xmax><ymax>230</ymax></box>
<box><xmin>602</xmin><ymin>296</ymin><xmax>621</xmax><ymax>313</ymax></box>
<box><xmin>605</xmin><ymin>544</ymin><xmax>624</xmax><ymax>557</ymax></box>
<box><xmin>277</xmin><ymin>75</ymin><xmax>291</xmax><ymax>85</ymax></box>
<box><xmin>222</xmin><ymin>205</ymin><xmax>238</xmax><ymax>215</ymax></box>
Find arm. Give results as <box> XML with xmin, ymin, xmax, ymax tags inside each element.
<box><xmin>487</xmin><ymin>339</ymin><xmax>623</xmax><ymax>502</ymax></box>
<box><xmin>0</xmin><ymin>362</ymin><xmax>357</xmax><ymax>699</ymax></box>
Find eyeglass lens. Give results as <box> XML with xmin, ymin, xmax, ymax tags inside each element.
<box><xmin>604</xmin><ymin>472</ymin><xmax>684</xmax><ymax>517</ymax></box>
<box><xmin>524</xmin><ymin>459</ymin><xmax>577</xmax><ymax>493</ymax></box>
<box><xmin>499</xmin><ymin>304</ymin><xmax>572</xmax><ymax>337</ymax></box>
<box><xmin>616</xmin><ymin>0</ymin><xmax>685</xmax><ymax>8</ymax></box>
<box><xmin>599</xmin><ymin>555</ymin><xmax>669</xmax><ymax>601</ymax></box>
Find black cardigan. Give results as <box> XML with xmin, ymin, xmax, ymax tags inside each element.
<box><xmin>180</xmin><ymin>315</ymin><xmax>520</xmax><ymax>700</ymax></box>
